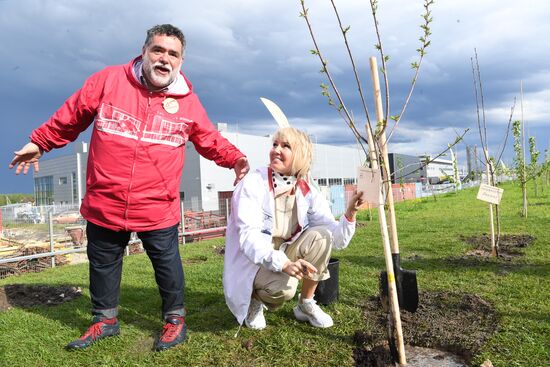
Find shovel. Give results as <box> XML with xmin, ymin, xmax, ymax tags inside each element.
<box><xmin>380</xmin><ymin>254</ymin><xmax>418</xmax><ymax>313</ymax></box>
<box><xmin>378</xmin><ymin>174</ymin><xmax>418</xmax><ymax>313</ymax></box>
<box><xmin>369</xmin><ymin>58</ymin><xmax>418</xmax><ymax>313</ymax></box>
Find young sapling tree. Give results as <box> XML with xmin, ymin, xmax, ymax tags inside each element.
<box><xmin>528</xmin><ymin>136</ymin><xmax>540</xmax><ymax>197</ymax></box>
<box><xmin>299</xmin><ymin>0</ymin><xmax>469</xmax><ymax>364</ymax></box>
<box><xmin>471</xmin><ymin>50</ymin><xmax>515</xmax><ymax>254</ymax></box>
<box><xmin>512</xmin><ymin>120</ymin><xmax>528</xmax><ymax>217</ymax></box>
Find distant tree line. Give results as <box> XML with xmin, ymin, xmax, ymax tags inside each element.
<box><xmin>0</xmin><ymin>193</ymin><xmax>35</xmax><ymax>206</ymax></box>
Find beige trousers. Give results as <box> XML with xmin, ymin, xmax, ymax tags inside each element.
<box><xmin>253</xmin><ymin>226</ymin><xmax>332</xmax><ymax>310</ymax></box>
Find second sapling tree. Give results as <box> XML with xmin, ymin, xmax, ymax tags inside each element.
<box><xmin>471</xmin><ymin>50</ymin><xmax>516</xmax><ymax>253</ymax></box>
<box><xmin>512</xmin><ymin>119</ymin><xmax>528</xmax><ymax>217</ymax></box>
<box><xmin>528</xmin><ymin>136</ymin><xmax>540</xmax><ymax>197</ymax></box>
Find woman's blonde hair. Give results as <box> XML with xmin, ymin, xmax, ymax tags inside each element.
<box><xmin>272</xmin><ymin>127</ymin><xmax>313</xmax><ymax>179</ymax></box>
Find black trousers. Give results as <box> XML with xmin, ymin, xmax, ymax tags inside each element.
<box><xmin>86</xmin><ymin>222</ymin><xmax>185</xmax><ymax>320</ymax></box>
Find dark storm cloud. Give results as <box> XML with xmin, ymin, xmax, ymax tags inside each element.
<box><xmin>1</xmin><ymin>0</ymin><xmax>549</xmax><ymax>193</ymax></box>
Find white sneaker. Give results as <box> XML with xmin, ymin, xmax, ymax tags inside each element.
<box><xmin>245</xmin><ymin>298</ymin><xmax>267</xmax><ymax>330</ymax></box>
<box><xmin>293</xmin><ymin>299</ymin><xmax>334</xmax><ymax>328</ymax></box>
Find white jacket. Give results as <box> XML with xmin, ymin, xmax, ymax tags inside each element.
<box><xmin>223</xmin><ymin>167</ymin><xmax>356</xmax><ymax>324</ymax></box>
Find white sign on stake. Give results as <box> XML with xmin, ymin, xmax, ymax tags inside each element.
<box><xmin>476</xmin><ymin>183</ymin><xmax>504</xmax><ymax>205</ymax></box>
<box><xmin>357</xmin><ymin>167</ymin><xmax>382</xmax><ymax>206</ymax></box>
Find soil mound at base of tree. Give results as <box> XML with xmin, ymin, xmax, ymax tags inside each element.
<box><xmin>354</xmin><ymin>291</ymin><xmax>498</xmax><ymax>366</ymax></box>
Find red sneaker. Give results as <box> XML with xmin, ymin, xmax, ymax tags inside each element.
<box><xmin>155</xmin><ymin>316</ymin><xmax>187</xmax><ymax>351</ymax></box>
<box><xmin>66</xmin><ymin>317</ymin><xmax>120</xmax><ymax>350</ymax></box>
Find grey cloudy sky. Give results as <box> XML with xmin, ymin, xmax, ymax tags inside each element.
<box><xmin>1</xmin><ymin>0</ymin><xmax>549</xmax><ymax>193</ymax></box>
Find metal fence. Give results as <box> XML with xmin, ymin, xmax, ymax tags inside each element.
<box><xmin>0</xmin><ymin>199</ymin><xmax>233</xmax><ymax>279</ymax></box>
<box><xmin>0</xmin><ymin>181</ymin><xmax>488</xmax><ymax>279</ymax></box>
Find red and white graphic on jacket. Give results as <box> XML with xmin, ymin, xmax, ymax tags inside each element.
<box><xmin>96</xmin><ymin>103</ymin><xmax>190</xmax><ymax>147</ymax></box>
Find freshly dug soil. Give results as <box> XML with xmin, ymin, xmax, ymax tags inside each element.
<box><xmin>354</xmin><ymin>291</ymin><xmax>498</xmax><ymax>366</ymax></box>
<box><xmin>0</xmin><ymin>284</ymin><xmax>82</xmax><ymax>312</ymax></box>
<box><xmin>460</xmin><ymin>234</ymin><xmax>534</xmax><ymax>259</ymax></box>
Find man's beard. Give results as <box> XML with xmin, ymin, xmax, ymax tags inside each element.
<box><xmin>142</xmin><ymin>54</ymin><xmax>177</xmax><ymax>89</ymax></box>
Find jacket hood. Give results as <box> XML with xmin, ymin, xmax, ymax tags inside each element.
<box><xmin>127</xmin><ymin>56</ymin><xmax>192</xmax><ymax>96</ymax></box>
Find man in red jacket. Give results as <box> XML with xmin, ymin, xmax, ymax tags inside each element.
<box><xmin>9</xmin><ymin>24</ymin><xmax>249</xmax><ymax>352</ymax></box>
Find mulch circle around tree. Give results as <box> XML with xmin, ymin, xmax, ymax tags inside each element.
<box><xmin>0</xmin><ymin>284</ymin><xmax>82</xmax><ymax>312</ymax></box>
<box><xmin>354</xmin><ymin>291</ymin><xmax>498</xmax><ymax>367</ymax></box>
<box><xmin>460</xmin><ymin>234</ymin><xmax>535</xmax><ymax>260</ymax></box>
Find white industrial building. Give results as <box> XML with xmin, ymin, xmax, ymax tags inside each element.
<box><xmin>32</xmin><ymin>125</ymin><xmax>365</xmax><ymax>212</ymax></box>
<box><xmin>33</xmin><ymin>142</ymin><xmax>88</xmax><ymax>206</ymax></box>
<box><xmin>419</xmin><ymin>154</ymin><xmax>458</xmax><ymax>184</ymax></box>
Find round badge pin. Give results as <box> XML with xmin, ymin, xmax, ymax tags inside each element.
<box><xmin>163</xmin><ymin>98</ymin><xmax>179</xmax><ymax>114</ymax></box>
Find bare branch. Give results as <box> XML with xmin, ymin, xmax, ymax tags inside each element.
<box><xmin>300</xmin><ymin>1</ymin><xmax>368</xmax><ymax>152</ymax></box>
<box><xmin>369</xmin><ymin>0</ymin><xmax>391</xmax><ymax>133</ymax></box>
<box><xmin>495</xmin><ymin>98</ymin><xmax>516</xmax><ymax>166</ymax></box>
<box><xmin>329</xmin><ymin>0</ymin><xmax>372</xmax><ymax>125</ymax></box>
<box><xmin>471</xmin><ymin>53</ymin><xmax>487</xmax><ymax>157</ymax></box>
<box><xmin>389</xmin><ymin>128</ymin><xmax>470</xmax><ymax>182</ymax></box>
<box><xmin>474</xmin><ymin>49</ymin><xmax>489</xmax><ymax>158</ymax></box>
<box><xmin>384</xmin><ymin>0</ymin><xmax>434</xmax><ymax>143</ymax></box>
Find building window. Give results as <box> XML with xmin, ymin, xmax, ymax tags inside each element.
<box><xmin>72</xmin><ymin>172</ymin><xmax>77</xmax><ymax>204</ymax></box>
<box><xmin>35</xmin><ymin>176</ymin><xmax>54</xmax><ymax>205</ymax></box>
<box><xmin>328</xmin><ymin>178</ymin><xmax>343</xmax><ymax>186</ymax></box>
<box><xmin>59</xmin><ymin>176</ymin><xmax>68</xmax><ymax>185</ymax></box>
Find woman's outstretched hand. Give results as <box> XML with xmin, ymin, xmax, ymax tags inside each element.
<box><xmin>345</xmin><ymin>190</ymin><xmax>365</xmax><ymax>221</ymax></box>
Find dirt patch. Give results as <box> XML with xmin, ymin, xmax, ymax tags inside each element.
<box><xmin>353</xmin><ymin>291</ymin><xmax>498</xmax><ymax>366</ymax></box>
<box><xmin>213</xmin><ymin>245</ymin><xmax>225</xmax><ymax>255</ymax></box>
<box><xmin>460</xmin><ymin>234</ymin><xmax>534</xmax><ymax>259</ymax></box>
<box><xmin>0</xmin><ymin>284</ymin><xmax>82</xmax><ymax>312</ymax></box>
<box><xmin>182</xmin><ymin>255</ymin><xmax>208</xmax><ymax>264</ymax></box>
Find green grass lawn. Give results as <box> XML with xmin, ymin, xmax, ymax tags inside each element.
<box><xmin>1</xmin><ymin>181</ymin><xmax>548</xmax><ymax>367</ymax></box>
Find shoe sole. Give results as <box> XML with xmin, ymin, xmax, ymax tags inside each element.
<box><xmin>293</xmin><ymin>307</ymin><xmax>333</xmax><ymax>328</ymax></box>
<box><xmin>65</xmin><ymin>329</ymin><xmax>120</xmax><ymax>350</ymax></box>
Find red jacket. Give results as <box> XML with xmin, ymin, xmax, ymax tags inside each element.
<box><xmin>31</xmin><ymin>57</ymin><xmax>245</xmax><ymax>232</ymax></box>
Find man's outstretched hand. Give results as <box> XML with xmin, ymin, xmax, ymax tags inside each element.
<box><xmin>9</xmin><ymin>142</ymin><xmax>44</xmax><ymax>175</ymax></box>
<box><xmin>233</xmin><ymin>156</ymin><xmax>250</xmax><ymax>185</ymax></box>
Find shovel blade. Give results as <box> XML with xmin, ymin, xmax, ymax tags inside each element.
<box><xmin>400</xmin><ymin>268</ymin><xmax>418</xmax><ymax>312</ymax></box>
<box><xmin>380</xmin><ymin>268</ymin><xmax>419</xmax><ymax>313</ymax></box>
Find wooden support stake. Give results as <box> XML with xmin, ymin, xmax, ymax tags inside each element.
<box><xmin>485</xmin><ymin>149</ymin><xmax>496</xmax><ymax>256</ymax></box>
<box><xmin>368</xmin><ymin>56</ymin><xmax>407</xmax><ymax>366</ymax></box>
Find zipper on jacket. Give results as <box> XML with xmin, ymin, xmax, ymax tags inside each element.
<box><xmin>123</xmin><ymin>92</ymin><xmax>152</xmax><ymax>230</ymax></box>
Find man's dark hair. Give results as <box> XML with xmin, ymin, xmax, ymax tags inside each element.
<box><xmin>144</xmin><ymin>24</ymin><xmax>186</xmax><ymax>51</ymax></box>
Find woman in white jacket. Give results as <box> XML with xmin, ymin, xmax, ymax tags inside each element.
<box><xmin>223</xmin><ymin>127</ymin><xmax>364</xmax><ymax>329</ymax></box>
